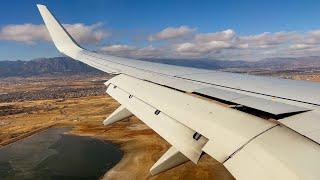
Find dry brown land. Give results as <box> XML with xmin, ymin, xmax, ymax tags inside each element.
<box><xmin>1</xmin><ymin>70</ymin><xmax>318</xmax><ymax>179</ymax></box>
<box><xmin>0</xmin><ymin>75</ymin><xmax>234</xmax><ymax>180</ymax></box>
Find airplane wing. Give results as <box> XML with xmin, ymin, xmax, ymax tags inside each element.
<box><xmin>37</xmin><ymin>4</ymin><xmax>320</xmax><ymax>179</ymax></box>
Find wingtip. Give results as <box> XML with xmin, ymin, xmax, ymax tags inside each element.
<box><xmin>36</xmin><ymin>3</ymin><xmax>83</xmax><ymax>56</ymax></box>
<box><xmin>36</xmin><ymin>4</ymin><xmax>46</xmax><ymax>9</ymax></box>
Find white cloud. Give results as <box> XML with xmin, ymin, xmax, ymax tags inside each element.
<box><xmin>0</xmin><ymin>24</ymin><xmax>49</xmax><ymax>43</ymax></box>
<box><xmin>236</xmin><ymin>32</ymin><xmax>297</xmax><ymax>49</ymax></box>
<box><xmin>175</xmin><ymin>41</ymin><xmax>232</xmax><ymax>54</ymax></box>
<box><xmin>175</xmin><ymin>42</ymin><xmax>195</xmax><ymax>52</ymax></box>
<box><xmin>195</xmin><ymin>29</ymin><xmax>235</xmax><ymax>43</ymax></box>
<box><xmin>148</xmin><ymin>26</ymin><xmax>196</xmax><ymax>41</ymax></box>
<box><xmin>100</xmin><ymin>44</ymin><xmax>136</xmax><ymax>52</ymax></box>
<box><xmin>133</xmin><ymin>45</ymin><xmax>164</xmax><ymax>58</ymax></box>
<box><xmin>100</xmin><ymin>44</ymin><xmax>161</xmax><ymax>58</ymax></box>
<box><xmin>101</xmin><ymin>29</ymin><xmax>320</xmax><ymax>60</ymax></box>
<box><xmin>0</xmin><ymin>23</ymin><xmax>109</xmax><ymax>44</ymax></box>
<box><xmin>173</xmin><ymin>29</ymin><xmax>235</xmax><ymax>56</ymax></box>
<box><xmin>301</xmin><ymin>30</ymin><xmax>320</xmax><ymax>44</ymax></box>
<box><xmin>237</xmin><ymin>43</ymin><xmax>249</xmax><ymax>49</ymax></box>
<box><xmin>64</xmin><ymin>23</ymin><xmax>108</xmax><ymax>44</ymax></box>
<box><xmin>289</xmin><ymin>43</ymin><xmax>314</xmax><ymax>50</ymax></box>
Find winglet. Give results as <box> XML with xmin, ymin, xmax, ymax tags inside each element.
<box><xmin>37</xmin><ymin>4</ymin><xmax>83</xmax><ymax>57</ymax></box>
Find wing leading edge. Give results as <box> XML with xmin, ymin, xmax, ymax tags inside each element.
<box><xmin>36</xmin><ymin>4</ymin><xmax>320</xmax><ymax>107</ymax></box>
<box><xmin>37</xmin><ymin>4</ymin><xmax>320</xmax><ymax>179</ymax></box>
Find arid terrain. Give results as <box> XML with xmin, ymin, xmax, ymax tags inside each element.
<box><xmin>0</xmin><ymin>74</ymin><xmax>234</xmax><ymax>180</ymax></box>
<box><xmin>1</xmin><ymin>64</ymin><xmax>319</xmax><ymax>179</ymax></box>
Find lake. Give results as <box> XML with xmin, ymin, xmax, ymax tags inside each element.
<box><xmin>0</xmin><ymin>128</ymin><xmax>123</xmax><ymax>179</ymax></box>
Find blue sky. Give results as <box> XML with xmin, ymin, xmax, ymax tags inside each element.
<box><xmin>1</xmin><ymin>0</ymin><xmax>320</xmax><ymax>61</ymax></box>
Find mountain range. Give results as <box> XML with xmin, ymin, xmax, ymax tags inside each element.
<box><xmin>0</xmin><ymin>57</ymin><xmax>102</xmax><ymax>77</ymax></box>
<box><xmin>1</xmin><ymin>56</ymin><xmax>320</xmax><ymax>77</ymax></box>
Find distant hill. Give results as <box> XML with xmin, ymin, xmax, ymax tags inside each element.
<box><xmin>0</xmin><ymin>57</ymin><xmax>103</xmax><ymax>77</ymax></box>
<box><xmin>0</xmin><ymin>56</ymin><xmax>320</xmax><ymax>77</ymax></box>
<box><xmin>141</xmin><ymin>58</ymin><xmax>250</xmax><ymax>70</ymax></box>
<box><xmin>142</xmin><ymin>59</ymin><xmax>250</xmax><ymax>69</ymax></box>
<box><xmin>251</xmin><ymin>56</ymin><xmax>320</xmax><ymax>70</ymax></box>
<box><xmin>144</xmin><ymin>57</ymin><xmax>320</xmax><ymax>70</ymax></box>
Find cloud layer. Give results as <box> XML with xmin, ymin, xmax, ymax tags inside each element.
<box><xmin>148</xmin><ymin>26</ymin><xmax>196</xmax><ymax>41</ymax></box>
<box><xmin>0</xmin><ymin>23</ymin><xmax>108</xmax><ymax>44</ymax></box>
<box><xmin>2</xmin><ymin>23</ymin><xmax>320</xmax><ymax>61</ymax></box>
<box><xmin>101</xmin><ymin>27</ymin><xmax>320</xmax><ymax>61</ymax></box>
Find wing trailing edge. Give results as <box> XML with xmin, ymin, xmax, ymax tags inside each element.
<box><xmin>37</xmin><ymin>4</ymin><xmax>320</xmax><ymax>179</ymax></box>
<box><xmin>104</xmin><ymin>74</ymin><xmax>320</xmax><ymax>179</ymax></box>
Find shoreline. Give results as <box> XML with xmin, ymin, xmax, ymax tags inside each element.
<box><xmin>0</xmin><ymin>95</ymin><xmax>234</xmax><ymax>179</ymax></box>
<box><xmin>0</xmin><ymin>123</ymin><xmax>57</xmax><ymax>147</ymax></box>
<box><xmin>68</xmin><ymin>117</ymin><xmax>234</xmax><ymax>180</ymax></box>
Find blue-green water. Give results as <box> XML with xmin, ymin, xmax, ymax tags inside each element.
<box><xmin>0</xmin><ymin>128</ymin><xmax>123</xmax><ymax>180</ymax></box>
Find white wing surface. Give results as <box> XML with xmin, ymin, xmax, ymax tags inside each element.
<box><xmin>37</xmin><ymin>4</ymin><xmax>320</xmax><ymax>179</ymax></box>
